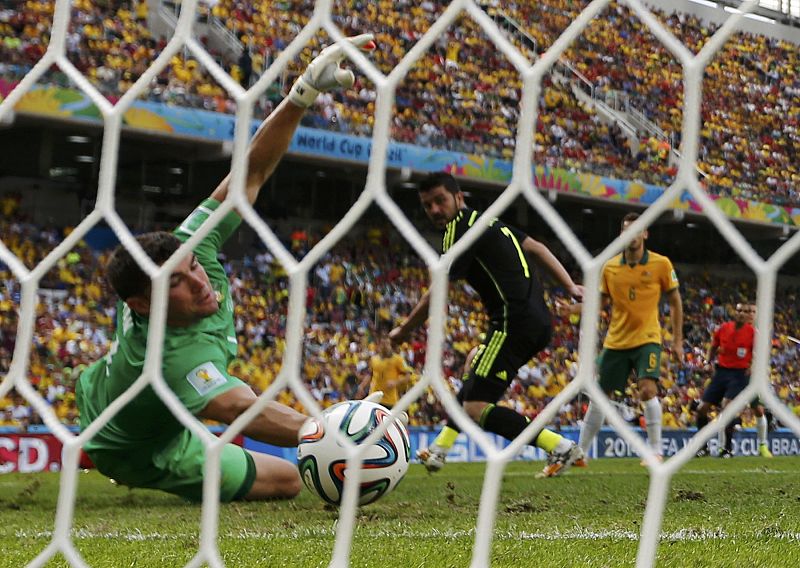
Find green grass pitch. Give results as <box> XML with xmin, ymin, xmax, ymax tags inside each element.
<box><xmin>2</xmin><ymin>458</ymin><xmax>799</xmax><ymax>567</ymax></box>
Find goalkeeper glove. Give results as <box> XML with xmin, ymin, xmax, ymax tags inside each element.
<box><xmin>363</xmin><ymin>390</ymin><xmax>384</xmax><ymax>404</ymax></box>
<box><xmin>288</xmin><ymin>33</ymin><xmax>376</xmax><ymax>108</ymax></box>
<box><xmin>363</xmin><ymin>391</ymin><xmax>408</xmax><ymax>427</ymax></box>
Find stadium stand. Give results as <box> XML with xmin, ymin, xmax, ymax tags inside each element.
<box><xmin>2</xmin><ymin>195</ymin><xmax>800</xmax><ymax>432</ymax></box>
<box><xmin>1</xmin><ymin>0</ymin><xmax>797</xmax><ymax>206</ymax></box>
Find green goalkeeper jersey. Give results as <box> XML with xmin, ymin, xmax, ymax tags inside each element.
<box><xmin>78</xmin><ymin>199</ymin><xmax>246</xmax><ymax>451</ymax></box>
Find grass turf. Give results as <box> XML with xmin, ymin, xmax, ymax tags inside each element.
<box><xmin>1</xmin><ymin>457</ymin><xmax>799</xmax><ymax>567</ymax></box>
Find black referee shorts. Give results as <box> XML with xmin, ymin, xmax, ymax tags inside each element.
<box><xmin>702</xmin><ymin>366</ymin><xmax>749</xmax><ymax>406</ymax></box>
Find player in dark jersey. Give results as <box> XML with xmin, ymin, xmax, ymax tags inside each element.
<box><xmin>695</xmin><ymin>302</ymin><xmax>772</xmax><ymax>458</ymax></box>
<box><xmin>77</xmin><ymin>35</ymin><xmax>377</xmax><ymax>502</ymax></box>
<box><xmin>389</xmin><ymin>173</ymin><xmax>585</xmax><ymax>477</ymax></box>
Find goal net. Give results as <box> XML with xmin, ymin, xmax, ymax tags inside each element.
<box><xmin>1</xmin><ymin>0</ymin><xmax>798</xmax><ymax>567</ymax></box>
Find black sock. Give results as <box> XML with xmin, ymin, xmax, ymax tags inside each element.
<box><xmin>724</xmin><ymin>421</ymin><xmax>736</xmax><ymax>453</ymax></box>
<box><xmin>480</xmin><ymin>404</ymin><xmax>530</xmax><ymax>443</ymax></box>
<box><xmin>697</xmin><ymin>414</ymin><xmax>709</xmax><ymax>450</ymax></box>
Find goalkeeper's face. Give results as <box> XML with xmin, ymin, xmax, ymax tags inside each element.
<box><xmin>164</xmin><ymin>253</ymin><xmax>219</xmax><ymax>325</ymax></box>
<box><xmin>419</xmin><ymin>185</ymin><xmax>464</xmax><ymax>229</ymax></box>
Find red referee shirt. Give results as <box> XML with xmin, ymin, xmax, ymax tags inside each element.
<box><xmin>712</xmin><ymin>321</ymin><xmax>755</xmax><ymax>369</ymax></box>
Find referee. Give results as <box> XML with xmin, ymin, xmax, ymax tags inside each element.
<box><xmin>695</xmin><ymin>302</ymin><xmax>756</xmax><ymax>457</ymax></box>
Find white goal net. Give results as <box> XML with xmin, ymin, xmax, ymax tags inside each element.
<box><xmin>1</xmin><ymin>0</ymin><xmax>799</xmax><ymax>567</ymax></box>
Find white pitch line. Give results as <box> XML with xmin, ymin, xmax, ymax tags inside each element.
<box><xmin>14</xmin><ymin>528</ymin><xmax>800</xmax><ymax>542</ymax></box>
<box><xmin>503</xmin><ymin>467</ymin><xmax>797</xmax><ymax>477</ymax></box>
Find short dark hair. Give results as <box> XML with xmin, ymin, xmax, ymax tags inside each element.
<box><xmin>622</xmin><ymin>212</ymin><xmax>640</xmax><ymax>227</ymax></box>
<box><xmin>418</xmin><ymin>172</ymin><xmax>461</xmax><ymax>195</ymax></box>
<box><xmin>106</xmin><ymin>231</ymin><xmax>181</xmax><ymax>300</ymax></box>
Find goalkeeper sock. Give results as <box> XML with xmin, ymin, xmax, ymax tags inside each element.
<box><xmin>578</xmin><ymin>402</ymin><xmax>604</xmax><ymax>454</ymax></box>
<box><xmin>757</xmin><ymin>414</ymin><xmax>769</xmax><ymax>446</ymax></box>
<box><xmin>643</xmin><ymin>397</ymin><xmax>662</xmax><ymax>454</ymax></box>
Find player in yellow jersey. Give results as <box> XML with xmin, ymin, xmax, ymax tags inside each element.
<box><xmin>559</xmin><ymin>213</ymin><xmax>684</xmax><ymax>462</ymax></box>
<box><xmin>359</xmin><ymin>338</ymin><xmax>411</xmax><ymax>409</ymax></box>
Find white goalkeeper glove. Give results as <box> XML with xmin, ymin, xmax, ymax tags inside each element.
<box><xmin>288</xmin><ymin>33</ymin><xmax>376</xmax><ymax>108</ymax></box>
<box><xmin>363</xmin><ymin>390</ymin><xmax>384</xmax><ymax>404</ymax></box>
<box><xmin>363</xmin><ymin>391</ymin><xmax>408</xmax><ymax>427</ymax></box>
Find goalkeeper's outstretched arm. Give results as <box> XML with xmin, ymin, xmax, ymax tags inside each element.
<box><xmin>211</xmin><ymin>34</ymin><xmax>376</xmax><ymax>206</ymax></box>
<box><xmin>200</xmin><ymin>386</ymin><xmax>308</xmax><ymax>447</ymax></box>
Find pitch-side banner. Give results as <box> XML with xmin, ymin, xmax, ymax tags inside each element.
<box><xmin>0</xmin><ymin>433</ymin><xmax>63</xmax><ymax>473</ymax></box>
<box><xmin>0</xmin><ymin>431</ymin><xmax>245</xmax><ymax>473</ymax></box>
<box><xmin>243</xmin><ymin>427</ymin><xmax>800</xmax><ymax>464</ymax></box>
<box><xmin>3</xmin><ymin>429</ymin><xmax>798</xmax><ymax>472</ymax></box>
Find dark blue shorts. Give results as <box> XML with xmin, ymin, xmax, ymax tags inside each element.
<box><xmin>702</xmin><ymin>367</ymin><xmax>749</xmax><ymax>406</ymax></box>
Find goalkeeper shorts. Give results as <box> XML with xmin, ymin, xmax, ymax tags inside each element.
<box><xmin>86</xmin><ymin>429</ymin><xmax>256</xmax><ymax>503</ymax></box>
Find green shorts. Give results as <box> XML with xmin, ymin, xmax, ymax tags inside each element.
<box><xmin>598</xmin><ymin>343</ymin><xmax>661</xmax><ymax>394</ymax></box>
<box><xmin>86</xmin><ymin>430</ymin><xmax>256</xmax><ymax>503</ymax></box>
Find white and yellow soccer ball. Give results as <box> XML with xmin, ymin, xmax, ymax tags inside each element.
<box><xmin>297</xmin><ymin>400</ymin><xmax>410</xmax><ymax>506</ymax></box>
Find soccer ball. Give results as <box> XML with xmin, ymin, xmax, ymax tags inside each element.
<box><xmin>297</xmin><ymin>400</ymin><xmax>410</xmax><ymax>506</ymax></box>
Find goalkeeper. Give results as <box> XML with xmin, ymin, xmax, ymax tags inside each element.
<box><xmin>77</xmin><ymin>35</ymin><xmax>376</xmax><ymax>502</ymax></box>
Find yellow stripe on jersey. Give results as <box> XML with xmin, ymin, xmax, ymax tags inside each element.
<box><xmin>476</xmin><ymin>330</ymin><xmax>507</xmax><ymax>377</ymax></box>
<box><xmin>444</xmin><ymin>212</ymin><xmax>462</xmax><ymax>251</ymax></box>
<box><xmin>444</xmin><ymin>210</ymin><xmax>465</xmax><ymax>251</ymax></box>
<box><xmin>500</xmin><ymin>226</ymin><xmax>529</xmax><ymax>278</ymax></box>
<box><xmin>487</xmin><ymin>331</ymin><xmax>508</xmax><ymax>377</ymax></box>
<box><xmin>475</xmin><ymin>333</ymin><xmax>498</xmax><ymax>377</ymax></box>
<box><xmin>477</xmin><ymin>259</ymin><xmax>508</xmax><ymax>304</ymax></box>
<box><xmin>442</xmin><ymin>222</ymin><xmax>452</xmax><ymax>252</ymax></box>
<box><xmin>468</xmin><ymin>344</ymin><xmax>486</xmax><ymax>378</ymax></box>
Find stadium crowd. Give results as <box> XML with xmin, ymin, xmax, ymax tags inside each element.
<box><xmin>1</xmin><ymin>1</ymin><xmax>797</xmax><ymax>206</ymax></box>
<box><xmin>2</xmin><ymin>201</ymin><xmax>800</xmax><ymax>434</ymax></box>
